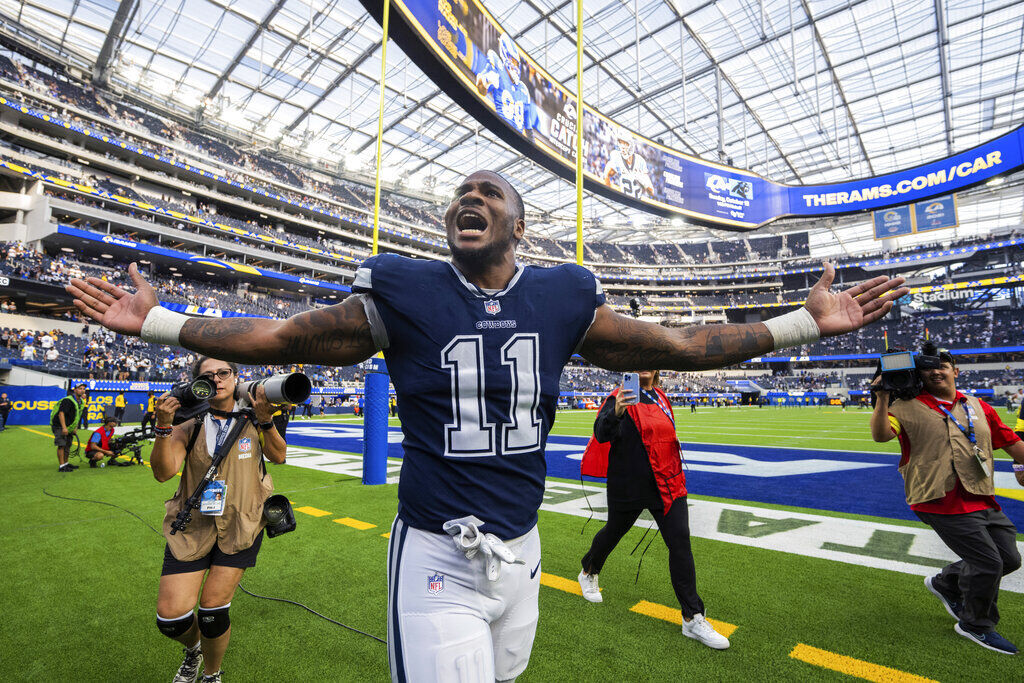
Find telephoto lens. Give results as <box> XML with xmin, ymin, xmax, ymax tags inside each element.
<box><xmin>238</xmin><ymin>373</ymin><xmax>311</xmax><ymax>405</ymax></box>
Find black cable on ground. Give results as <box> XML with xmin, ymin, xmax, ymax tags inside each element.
<box><xmin>42</xmin><ymin>487</ymin><xmax>386</xmax><ymax>644</ymax></box>
<box><xmin>43</xmin><ymin>488</ymin><xmax>161</xmax><ymax>534</ymax></box>
<box><xmin>235</xmin><ymin>584</ymin><xmax>385</xmax><ymax>643</ymax></box>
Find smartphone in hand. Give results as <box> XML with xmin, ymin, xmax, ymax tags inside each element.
<box><xmin>621</xmin><ymin>373</ymin><xmax>640</xmax><ymax>405</ymax></box>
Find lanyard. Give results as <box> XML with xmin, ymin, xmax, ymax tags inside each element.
<box><xmin>641</xmin><ymin>389</ymin><xmax>675</xmax><ymax>428</ymax></box>
<box><xmin>212</xmin><ymin>417</ymin><xmax>234</xmax><ymax>452</ymax></box>
<box><xmin>936</xmin><ymin>400</ymin><xmax>975</xmax><ymax>445</ymax></box>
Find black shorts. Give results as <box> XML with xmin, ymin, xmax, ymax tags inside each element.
<box><xmin>161</xmin><ymin>530</ymin><xmax>264</xmax><ymax>576</ymax></box>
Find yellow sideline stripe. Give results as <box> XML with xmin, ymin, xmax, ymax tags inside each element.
<box><xmin>295</xmin><ymin>506</ymin><xmax>332</xmax><ymax>517</ymax></box>
<box><xmin>381</xmin><ymin>532</ymin><xmax>391</xmax><ymax>539</ymax></box>
<box><xmin>789</xmin><ymin>644</ymin><xmax>938</xmax><ymax>683</ymax></box>
<box><xmin>539</xmin><ymin>572</ymin><xmax>583</xmax><ymax>596</ymax></box>
<box><xmin>334</xmin><ymin>517</ymin><xmax>376</xmax><ymax>530</ymax></box>
<box><xmin>995</xmin><ymin>487</ymin><xmax>1024</xmax><ymax>502</ymax></box>
<box><xmin>629</xmin><ymin>600</ymin><xmax>737</xmax><ymax>637</ymax></box>
<box><xmin>20</xmin><ymin>426</ymin><xmax>55</xmax><ymax>438</ymax></box>
<box><xmin>20</xmin><ymin>427</ymin><xmax>182</xmax><ymax>477</ymax></box>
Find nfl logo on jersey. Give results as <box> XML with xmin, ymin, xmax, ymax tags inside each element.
<box><xmin>484</xmin><ymin>299</ymin><xmax>501</xmax><ymax>315</ymax></box>
<box><xmin>427</xmin><ymin>573</ymin><xmax>445</xmax><ymax>595</ymax></box>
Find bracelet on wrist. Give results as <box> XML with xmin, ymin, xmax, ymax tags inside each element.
<box><xmin>258</xmin><ymin>421</ymin><xmax>275</xmax><ymax>431</ymax></box>
<box><xmin>1013</xmin><ymin>463</ymin><xmax>1024</xmax><ymax>472</ymax></box>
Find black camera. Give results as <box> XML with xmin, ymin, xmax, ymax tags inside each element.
<box><xmin>262</xmin><ymin>494</ymin><xmax>296</xmax><ymax>538</ymax></box>
<box><xmin>877</xmin><ymin>342</ymin><xmax>945</xmax><ymax>401</ymax></box>
<box><xmin>167</xmin><ymin>376</ymin><xmax>217</xmax><ymax>424</ymax></box>
<box><xmin>109</xmin><ymin>426</ymin><xmax>154</xmax><ymax>465</ymax></box>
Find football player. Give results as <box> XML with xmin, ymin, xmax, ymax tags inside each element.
<box><xmin>475</xmin><ymin>33</ymin><xmax>539</xmax><ymax>137</ymax></box>
<box><xmin>604</xmin><ymin>126</ymin><xmax>655</xmax><ymax>199</ymax></box>
<box><xmin>68</xmin><ymin>170</ymin><xmax>908</xmax><ymax>683</ymax></box>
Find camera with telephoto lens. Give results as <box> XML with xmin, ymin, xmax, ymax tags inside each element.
<box><xmin>876</xmin><ymin>342</ymin><xmax>945</xmax><ymax>402</ymax></box>
<box><xmin>237</xmin><ymin>372</ymin><xmax>312</xmax><ymax>406</ymax></box>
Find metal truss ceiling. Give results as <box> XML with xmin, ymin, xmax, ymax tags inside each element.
<box><xmin>1</xmin><ymin>0</ymin><xmax>1022</xmax><ymax>249</ymax></box>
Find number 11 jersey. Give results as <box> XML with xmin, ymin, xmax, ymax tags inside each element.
<box><xmin>352</xmin><ymin>254</ymin><xmax>605</xmax><ymax>539</ymax></box>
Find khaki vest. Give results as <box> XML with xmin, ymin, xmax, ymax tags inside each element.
<box><xmin>163</xmin><ymin>417</ymin><xmax>273</xmax><ymax>561</ymax></box>
<box><xmin>889</xmin><ymin>394</ymin><xmax>994</xmax><ymax>506</ymax></box>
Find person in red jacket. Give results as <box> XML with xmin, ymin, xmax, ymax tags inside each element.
<box><xmin>578</xmin><ymin>370</ymin><xmax>729</xmax><ymax>650</ymax></box>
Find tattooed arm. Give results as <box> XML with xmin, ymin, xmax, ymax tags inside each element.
<box><xmin>179</xmin><ymin>295</ymin><xmax>377</xmax><ymax>366</ymax></box>
<box><xmin>580</xmin><ymin>305</ymin><xmax>773</xmax><ymax>371</ymax></box>
<box><xmin>580</xmin><ymin>264</ymin><xmax>908</xmax><ymax>372</ymax></box>
<box><xmin>67</xmin><ymin>263</ymin><xmax>377</xmax><ymax>366</ymax></box>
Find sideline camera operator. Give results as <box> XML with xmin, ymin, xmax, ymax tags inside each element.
<box><xmin>51</xmin><ymin>382</ymin><xmax>86</xmax><ymax>473</ymax></box>
<box><xmin>152</xmin><ymin>356</ymin><xmax>286</xmax><ymax>683</ymax></box>
<box><xmin>870</xmin><ymin>343</ymin><xmax>1024</xmax><ymax>655</ymax></box>
<box><xmin>85</xmin><ymin>413</ymin><xmax>128</xmax><ymax>468</ymax></box>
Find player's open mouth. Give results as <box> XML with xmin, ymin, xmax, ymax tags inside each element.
<box><xmin>456</xmin><ymin>210</ymin><xmax>488</xmax><ymax>234</ymax></box>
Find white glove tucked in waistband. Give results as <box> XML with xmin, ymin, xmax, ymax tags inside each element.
<box><xmin>442</xmin><ymin>515</ymin><xmax>524</xmax><ymax>581</ymax></box>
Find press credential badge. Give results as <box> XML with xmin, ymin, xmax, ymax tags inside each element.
<box><xmin>200</xmin><ymin>480</ymin><xmax>227</xmax><ymax>516</ymax></box>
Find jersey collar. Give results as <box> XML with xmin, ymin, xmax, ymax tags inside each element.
<box><xmin>918</xmin><ymin>390</ymin><xmax>967</xmax><ymax>409</ymax></box>
<box><xmin>447</xmin><ymin>261</ymin><xmax>525</xmax><ymax>299</ymax></box>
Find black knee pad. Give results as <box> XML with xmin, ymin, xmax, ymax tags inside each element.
<box><xmin>198</xmin><ymin>604</ymin><xmax>230</xmax><ymax>639</ymax></box>
<box><xmin>157</xmin><ymin>611</ymin><xmax>195</xmax><ymax>639</ymax></box>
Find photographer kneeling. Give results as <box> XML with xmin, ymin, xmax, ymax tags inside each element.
<box><xmin>871</xmin><ymin>344</ymin><xmax>1024</xmax><ymax>655</ymax></box>
<box><xmin>153</xmin><ymin>357</ymin><xmax>286</xmax><ymax>683</ymax></box>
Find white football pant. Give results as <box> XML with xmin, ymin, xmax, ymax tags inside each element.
<box><xmin>387</xmin><ymin>516</ymin><xmax>541</xmax><ymax>682</ymax></box>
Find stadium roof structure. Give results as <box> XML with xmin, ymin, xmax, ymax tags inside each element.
<box><xmin>2</xmin><ymin>0</ymin><xmax>1023</xmax><ymax>253</ymax></box>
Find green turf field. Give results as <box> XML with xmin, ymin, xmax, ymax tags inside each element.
<box><xmin>2</xmin><ymin>408</ymin><xmax>1022</xmax><ymax>682</ymax></box>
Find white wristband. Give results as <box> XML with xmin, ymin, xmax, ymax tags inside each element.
<box><xmin>140</xmin><ymin>306</ymin><xmax>189</xmax><ymax>345</ymax></box>
<box><xmin>763</xmin><ymin>307</ymin><xmax>820</xmax><ymax>350</ymax></box>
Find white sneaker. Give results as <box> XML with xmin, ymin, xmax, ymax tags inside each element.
<box><xmin>172</xmin><ymin>644</ymin><xmax>203</xmax><ymax>683</ymax></box>
<box><xmin>577</xmin><ymin>570</ymin><xmax>602</xmax><ymax>603</ymax></box>
<box><xmin>682</xmin><ymin>614</ymin><xmax>730</xmax><ymax>650</ymax></box>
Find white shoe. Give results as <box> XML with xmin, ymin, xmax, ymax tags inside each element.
<box><xmin>682</xmin><ymin>613</ymin><xmax>730</xmax><ymax>650</ymax></box>
<box><xmin>172</xmin><ymin>644</ymin><xmax>203</xmax><ymax>683</ymax></box>
<box><xmin>577</xmin><ymin>570</ymin><xmax>602</xmax><ymax>603</ymax></box>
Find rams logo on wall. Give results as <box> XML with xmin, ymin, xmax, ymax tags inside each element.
<box><xmin>187</xmin><ymin>255</ymin><xmax>261</xmax><ymax>275</ymax></box>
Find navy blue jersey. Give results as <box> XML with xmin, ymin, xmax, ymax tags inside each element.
<box><xmin>352</xmin><ymin>254</ymin><xmax>604</xmax><ymax>539</ymax></box>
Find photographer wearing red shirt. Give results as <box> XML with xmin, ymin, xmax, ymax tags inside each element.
<box><xmin>871</xmin><ymin>346</ymin><xmax>1024</xmax><ymax>655</ymax></box>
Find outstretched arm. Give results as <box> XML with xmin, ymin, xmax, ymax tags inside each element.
<box><xmin>580</xmin><ymin>263</ymin><xmax>907</xmax><ymax>372</ymax></box>
<box><xmin>66</xmin><ymin>263</ymin><xmax>377</xmax><ymax>366</ymax></box>
<box><xmin>579</xmin><ymin>308</ymin><xmax>773</xmax><ymax>371</ymax></box>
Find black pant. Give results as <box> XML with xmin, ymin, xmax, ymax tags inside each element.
<box><xmin>114</xmin><ymin>406</ymin><xmax>125</xmax><ymax>421</ymax></box>
<box><xmin>916</xmin><ymin>508</ymin><xmax>1021</xmax><ymax>632</ymax></box>
<box><xmin>140</xmin><ymin>411</ymin><xmax>155</xmax><ymax>431</ymax></box>
<box><xmin>582</xmin><ymin>498</ymin><xmax>704</xmax><ymax>619</ymax></box>
<box><xmin>0</xmin><ymin>410</ymin><xmax>9</xmax><ymax>429</ymax></box>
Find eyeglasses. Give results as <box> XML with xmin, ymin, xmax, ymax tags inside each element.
<box><xmin>200</xmin><ymin>369</ymin><xmax>234</xmax><ymax>381</ymax></box>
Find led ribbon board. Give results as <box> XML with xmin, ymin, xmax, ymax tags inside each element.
<box><xmin>363</xmin><ymin>0</ymin><xmax>1024</xmax><ymax>229</ymax></box>
<box><xmin>55</xmin><ymin>225</ymin><xmax>351</xmax><ymax>293</ymax></box>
